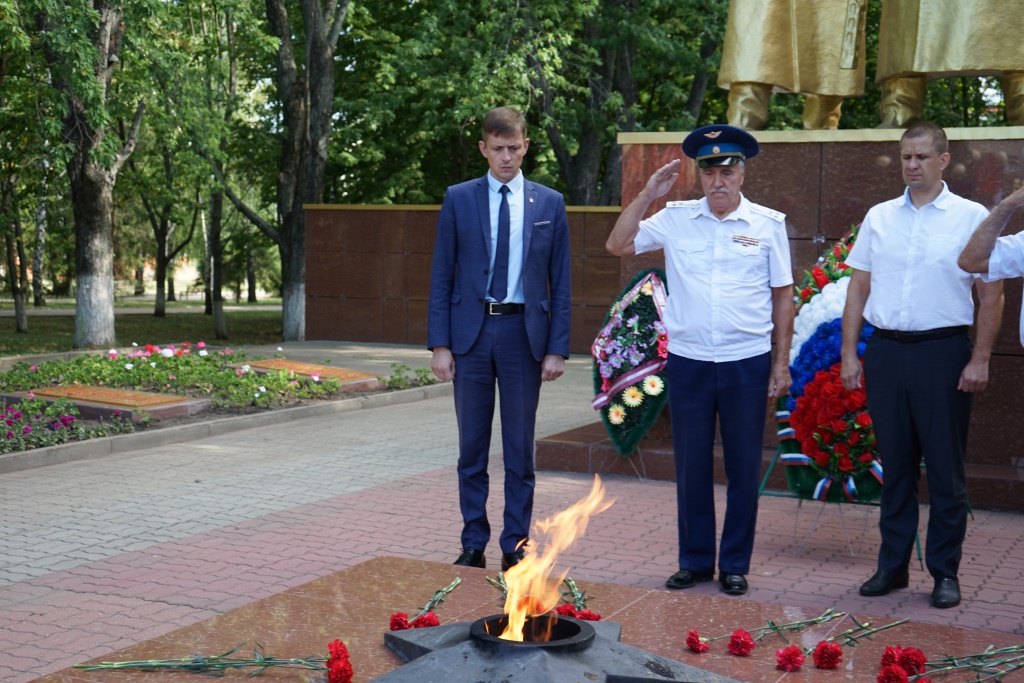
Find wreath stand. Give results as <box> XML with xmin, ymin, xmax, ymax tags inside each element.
<box><xmin>758</xmin><ymin>446</ymin><xmax>924</xmax><ymax>569</ymax></box>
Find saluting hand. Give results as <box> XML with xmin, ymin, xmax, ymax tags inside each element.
<box><xmin>644</xmin><ymin>159</ymin><xmax>682</xmax><ymax>200</ymax></box>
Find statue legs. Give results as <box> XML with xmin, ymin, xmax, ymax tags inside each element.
<box><xmin>1005</xmin><ymin>71</ymin><xmax>1024</xmax><ymax>126</ymax></box>
<box><xmin>803</xmin><ymin>94</ymin><xmax>844</xmax><ymax>130</ymax></box>
<box><xmin>727</xmin><ymin>82</ymin><xmax>772</xmax><ymax>130</ymax></box>
<box><xmin>877</xmin><ymin>76</ymin><xmax>926</xmax><ymax>128</ymax></box>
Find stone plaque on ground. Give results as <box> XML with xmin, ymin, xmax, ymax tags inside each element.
<box><xmin>32</xmin><ymin>385</ymin><xmax>188</xmax><ymax>407</ymax></box>
<box><xmin>248</xmin><ymin>359</ymin><xmax>377</xmax><ymax>382</ymax></box>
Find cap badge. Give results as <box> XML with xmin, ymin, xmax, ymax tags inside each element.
<box><xmin>712</xmin><ymin>145</ymin><xmax>720</xmax><ymax>153</ymax></box>
<box><xmin>704</xmin><ymin>131</ymin><xmax>722</xmax><ymax>138</ymax></box>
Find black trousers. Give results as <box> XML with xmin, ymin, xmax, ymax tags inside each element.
<box><xmin>863</xmin><ymin>331</ymin><xmax>973</xmax><ymax>579</ymax></box>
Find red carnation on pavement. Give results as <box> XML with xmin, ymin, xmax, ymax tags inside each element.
<box><xmin>575</xmin><ymin>609</ymin><xmax>601</xmax><ymax>621</ymax></box>
<box><xmin>410</xmin><ymin>612</ymin><xmax>440</xmax><ymax>628</ymax></box>
<box><xmin>877</xmin><ymin>664</ymin><xmax>909</xmax><ymax>683</ymax></box>
<box><xmin>686</xmin><ymin>629</ymin><xmax>709</xmax><ymax>653</ymax></box>
<box><xmin>728</xmin><ymin>629</ymin><xmax>755</xmax><ymax>656</ymax></box>
<box><xmin>389</xmin><ymin>612</ymin><xmax>411</xmax><ymax>631</ymax></box>
<box><xmin>326</xmin><ymin>639</ymin><xmax>353</xmax><ymax>683</ymax></box>
<box><xmin>881</xmin><ymin>645</ymin><xmax>927</xmax><ymax>676</ymax></box>
<box><xmin>813</xmin><ymin>641</ymin><xmax>843</xmax><ymax>669</ymax></box>
<box><xmin>776</xmin><ymin>645</ymin><xmax>805</xmax><ymax>671</ymax></box>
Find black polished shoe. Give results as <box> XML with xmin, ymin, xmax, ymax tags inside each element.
<box><xmin>665</xmin><ymin>569</ymin><xmax>713</xmax><ymax>590</ymax></box>
<box><xmin>859</xmin><ymin>569</ymin><xmax>910</xmax><ymax>596</ymax></box>
<box><xmin>453</xmin><ymin>548</ymin><xmax>486</xmax><ymax>568</ymax></box>
<box><xmin>719</xmin><ymin>572</ymin><xmax>748</xmax><ymax>595</ymax></box>
<box><xmin>501</xmin><ymin>551</ymin><xmax>524</xmax><ymax>572</ymax></box>
<box><xmin>931</xmin><ymin>576</ymin><xmax>961</xmax><ymax>609</ymax></box>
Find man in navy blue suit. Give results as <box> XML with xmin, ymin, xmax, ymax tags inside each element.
<box><xmin>428</xmin><ymin>106</ymin><xmax>571</xmax><ymax>572</ymax></box>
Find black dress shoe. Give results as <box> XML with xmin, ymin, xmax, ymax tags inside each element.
<box><xmin>719</xmin><ymin>572</ymin><xmax>748</xmax><ymax>595</ymax></box>
<box><xmin>501</xmin><ymin>551</ymin><xmax>524</xmax><ymax>572</ymax></box>
<box><xmin>665</xmin><ymin>569</ymin><xmax>713</xmax><ymax>590</ymax></box>
<box><xmin>859</xmin><ymin>568</ymin><xmax>909</xmax><ymax>596</ymax></box>
<box><xmin>453</xmin><ymin>548</ymin><xmax>485</xmax><ymax>568</ymax></box>
<box><xmin>931</xmin><ymin>576</ymin><xmax>961</xmax><ymax>608</ymax></box>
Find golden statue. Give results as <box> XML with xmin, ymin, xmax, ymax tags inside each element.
<box><xmin>718</xmin><ymin>0</ymin><xmax>868</xmax><ymax>130</ymax></box>
<box><xmin>877</xmin><ymin>0</ymin><xmax>1024</xmax><ymax>127</ymax></box>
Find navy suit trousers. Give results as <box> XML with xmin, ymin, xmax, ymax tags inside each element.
<box><xmin>667</xmin><ymin>352</ymin><xmax>771</xmax><ymax>575</ymax></box>
<box><xmin>453</xmin><ymin>312</ymin><xmax>542</xmax><ymax>554</ymax></box>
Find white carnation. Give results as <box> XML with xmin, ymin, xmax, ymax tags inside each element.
<box><xmin>791</xmin><ymin>275</ymin><xmax>851</xmax><ymax>359</ymax></box>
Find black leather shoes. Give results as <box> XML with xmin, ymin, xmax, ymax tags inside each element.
<box><xmin>501</xmin><ymin>551</ymin><xmax>524</xmax><ymax>572</ymax></box>
<box><xmin>859</xmin><ymin>569</ymin><xmax>909</xmax><ymax>596</ymax></box>
<box><xmin>719</xmin><ymin>572</ymin><xmax>748</xmax><ymax>595</ymax></box>
<box><xmin>931</xmin><ymin>576</ymin><xmax>961</xmax><ymax>608</ymax></box>
<box><xmin>453</xmin><ymin>548</ymin><xmax>485</xmax><ymax>568</ymax></box>
<box><xmin>665</xmin><ymin>569</ymin><xmax>713</xmax><ymax>590</ymax></box>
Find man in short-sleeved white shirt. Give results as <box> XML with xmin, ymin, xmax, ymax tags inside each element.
<box><xmin>959</xmin><ymin>184</ymin><xmax>1024</xmax><ymax>344</ymax></box>
<box><xmin>607</xmin><ymin>124</ymin><xmax>794</xmax><ymax>597</ymax></box>
<box><xmin>841</xmin><ymin>122</ymin><xmax>1003</xmax><ymax>610</ymax></box>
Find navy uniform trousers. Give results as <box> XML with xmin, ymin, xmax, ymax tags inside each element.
<box><xmin>667</xmin><ymin>351</ymin><xmax>771</xmax><ymax>575</ymax></box>
<box><xmin>453</xmin><ymin>312</ymin><xmax>542</xmax><ymax>555</ymax></box>
<box><xmin>863</xmin><ymin>332</ymin><xmax>973</xmax><ymax>579</ymax></box>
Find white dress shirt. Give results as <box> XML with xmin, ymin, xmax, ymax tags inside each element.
<box><xmin>845</xmin><ymin>182</ymin><xmax>988</xmax><ymax>331</ymax></box>
<box><xmin>486</xmin><ymin>171</ymin><xmax>525</xmax><ymax>303</ymax></box>
<box><xmin>982</xmin><ymin>231</ymin><xmax>1024</xmax><ymax>345</ymax></box>
<box><xmin>634</xmin><ymin>194</ymin><xmax>793</xmax><ymax>362</ymax></box>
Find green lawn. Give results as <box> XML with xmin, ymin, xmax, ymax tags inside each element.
<box><xmin>0</xmin><ymin>311</ymin><xmax>285</xmax><ymax>357</ymax></box>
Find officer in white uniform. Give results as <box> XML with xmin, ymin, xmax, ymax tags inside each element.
<box><xmin>606</xmin><ymin>124</ymin><xmax>795</xmax><ymax>596</ymax></box>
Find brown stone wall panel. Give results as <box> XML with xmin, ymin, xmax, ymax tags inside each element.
<box><xmin>306</xmin><ymin>251</ymin><xmax>346</xmax><ymax>299</ymax></box>
<box><xmin>990</xmin><ymin>277</ymin><xmax>1023</xmax><ymax>356</ymax></box>
<box><xmin>820</xmin><ymin>142</ymin><xmax>905</xmax><ymax>239</ymax></box>
<box><xmin>400</xmin><ymin>210</ymin><xmax>441</xmax><ymax>254</ymax></box>
<box><xmin>582</xmin><ymin>255</ymin><xmax>622</xmax><ymax>307</ymax></box>
<box><xmin>568</xmin><ymin>212</ymin><xmax>587</xmax><ymax>256</ymax></box>
<box><xmin>382</xmin><ymin>299</ymin><xmax>407</xmax><ymax>343</ymax></box>
<box><xmin>305</xmin><ymin>296</ymin><xmax>346</xmax><ymax>340</ymax></box>
<box><xmin>967</xmin><ymin>139</ymin><xmax>1024</xmax><ymax>211</ymax></box>
<box><xmin>570</xmin><ymin>255</ymin><xmax>586</xmax><ymax>305</ymax></box>
<box><xmin>338</xmin><ymin>213</ymin><xmax>386</xmax><ymax>253</ymax></box>
<box><xmin>408</xmin><ymin>299</ymin><xmax>430</xmax><ymax>347</ymax></box>
<box><xmin>571</xmin><ymin>305</ymin><xmax>609</xmax><ymax>357</ymax></box>
<box><xmin>341</xmin><ymin>298</ymin><xmax>384</xmax><ymax>341</ymax></box>
<box><xmin>790</xmin><ymin>237</ymin><xmax>825</xmax><ymax>291</ymax></box>
<box><xmin>385</xmin><ymin>253</ymin><xmax>433</xmax><ymax>300</ymax></box>
<box><xmin>967</xmin><ymin>354</ymin><xmax>1024</xmax><ymax>466</ymax></box>
<box><xmin>944</xmin><ymin>140</ymin><xmax>976</xmax><ymax>201</ymax></box>
<box><xmin>340</xmin><ymin>252</ymin><xmax>383</xmax><ymax>299</ymax></box>
<box><xmin>620</xmin><ymin>252</ymin><xmax>666</xmax><ymax>290</ymax></box>
<box><xmin>305</xmin><ymin>210</ymin><xmax>346</xmax><ymax>252</ymax></box>
<box><xmin>620</xmin><ymin>144</ymin><xmax>700</xmax><ymax>211</ymax></box>
<box><xmin>743</xmin><ymin>143</ymin><xmax>821</xmax><ymax>240</ymax></box>
<box><xmin>580</xmin><ymin>211</ymin><xmax>620</xmax><ymax>255</ymax></box>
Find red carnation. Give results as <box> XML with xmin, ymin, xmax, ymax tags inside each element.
<box><xmin>858</xmin><ymin>452</ymin><xmax>875</xmax><ymax>463</ymax></box>
<box><xmin>728</xmin><ymin>629</ymin><xmax>755</xmax><ymax>656</ymax></box>
<box><xmin>848</xmin><ymin>430</ymin><xmax>862</xmax><ymax>446</ymax></box>
<box><xmin>686</xmin><ymin>629</ymin><xmax>709</xmax><ymax>654</ymax></box>
<box><xmin>814</xmin><ymin>452</ymin><xmax>831</xmax><ymax>468</ymax></box>
<box><xmin>825</xmin><ymin>398</ymin><xmax>846</xmax><ymax>419</ymax></box>
<box><xmin>776</xmin><ymin>644</ymin><xmax>805</xmax><ymax>671</ymax></box>
<box><xmin>819</xmin><ymin>430</ymin><xmax>834</xmax><ymax>445</ymax></box>
<box><xmin>813</xmin><ymin>641</ymin><xmax>843</xmax><ymax>669</ymax></box>
<box><xmin>833</xmin><ymin>246</ymin><xmax>844</xmax><ymax>258</ymax></box>
<box><xmin>575</xmin><ymin>609</ymin><xmax>601</xmax><ymax>621</ymax></box>
<box><xmin>812</xmin><ymin>266</ymin><xmax>830</xmax><ymax>289</ymax></box>
<box><xmin>837</xmin><ymin>455</ymin><xmax>855</xmax><ymax>472</ymax></box>
<box><xmin>882</xmin><ymin>645</ymin><xmax>927</xmax><ymax>675</ymax></box>
<box><xmin>833</xmin><ymin>441</ymin><xmax>851</xmax><ymax>456</ymax></box>
<box><xmin>801</xmin><ymin>287</ymin><xmax>814</xmax><ymax>301</ymax></box>
<box><xmin>410</xmin><ymin>612</ymin><xmax>440</xmax><ymax>628</ymax></box>
<box><xmin>555</xmin><ymin>604</ymin><xmax>579</xmax><ymax>618</ymax></box>
<box><xmin>326</xmin><ymin>639</ymin><xmax>353</xmax><ymax>683</ymax></box>
<box><xmin>877</xmin><ymin>664</ymin><xmax>910</xmax><ymax>683</ymax></box>
<box><xmin>389</xmin><ymin>612</ymin><xmax>411</xmax><ymax>631</ymax></box>
<box><xmin>855</xmin><ymin>412</ymin><xmax>873</xmax><ymax>428</ymax></box>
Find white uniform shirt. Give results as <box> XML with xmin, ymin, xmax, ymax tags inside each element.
<box><xmin>845</xmin><ymin>182</ymin><xmax>988</xmax><ymax>331</ymax></box>
<box><xmin>982</xmin><ymin>231</ymin><xmax>1024</xmax><ymax>345</ymax></box>
<box><xmin>634</xmin><ymin>194</ymin><xmax>793</xmax><ymax>362</ymax></box>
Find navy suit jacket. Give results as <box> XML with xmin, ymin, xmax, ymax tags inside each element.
<box><xmin>428</xmin><ymin>174</ymin><xmax>571</xmax><ymax>361</ymax></box>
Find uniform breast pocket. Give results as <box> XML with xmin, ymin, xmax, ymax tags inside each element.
<box><xmin>924</xmin><ymin>234</ymin><xmax>962</xmax><ymax>268</ymax></box>
<box><xmin>675</xmin><ymin>240</ymin><xmax>711</xmax><ymax>272</ymax></box>
<box><xmin>724</xmin><ymin>243</ymin><xmax>767</xmax><ymax>280</ymax></box>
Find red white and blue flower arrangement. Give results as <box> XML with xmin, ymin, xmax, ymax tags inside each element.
<box><xmin>591</xmin><ymin>269</ymin><xmax>670</xmax><ymax>455</ymax></box>
<box><xmin>779</xmin><ymin>227</ymin><xmax>883</xmax><ymax>503</ymax></box>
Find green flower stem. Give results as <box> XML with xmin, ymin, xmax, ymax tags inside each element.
<box><xmin>486</xmin><ymin>573</ymin><xmax>508</xmax><ymax>603</ymax></box>
<box><xmin>825</xmin><ymin>616</ymin><xmax>909</xmax><ymax>649</ymax></box>
<box><xmin>561</xmin><ymin>577</ymin><xmax>592</xmax><ymax>611</ymax></box>
<box><xmin>411</xmin><ymin>577</ymin><xmax>461</xmax><ymax>619</ymax></box>
<box><xmin>702</xmin><ymin>608</ymin><xmax>846</xmax><ymax>644</ymax></box>
<box><xmin>74</xmin><ymin>644</ymin><xmax>328</xmax><ymax>673</ymax></box>
<box><xmin>916</xmin><ymin>647</ymin><xmax>1024</xmax><ymax>681</ymax></box>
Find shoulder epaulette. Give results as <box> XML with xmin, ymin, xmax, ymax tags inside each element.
<box><xmin>750</xmin><ymin>204</ymin><xmax>785</xmax><ymax>222</ymax></box>
<box><xmin>665</xmin><ymin>200</ymin><xmax>701</xmax><ymax>208</ymax></box>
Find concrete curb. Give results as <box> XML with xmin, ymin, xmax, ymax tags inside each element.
<box><xmin>0</xmin><ymin>381</ymin><xmax>452</xmax><ymax>475</ymax></box>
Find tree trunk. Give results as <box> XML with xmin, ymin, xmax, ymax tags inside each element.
<box><xmin>71</xmin><ymin>168</ymin><xmax>116</xmax><ymax>348</ymax></box>
<box><xmin>247</xmin><ymin>240</ymin><xmax>257</xmax><ymax>303</ymax></box>
<box><xmin>32</xmin><ymin>171</ymin><xmax>47</xmax><ymax>307</ymax></box>
<box><xmin>1</xmin><ymin>182</ymin><xmax>28</xmax><ymax>333</ymax></box>
<box><xmin>153</xmin><ymin>228</ymin><xmax>167</xmax><ymax>317</ymax></box>
<box><xmin>210</xmin><ymin>189</ymin><xmax>228</xmax><ymax>339</ymax></box>
<box><xmin>134</xmin><ymin>266</ymin><xmax>144</xmax><ymax>295</ymax></box>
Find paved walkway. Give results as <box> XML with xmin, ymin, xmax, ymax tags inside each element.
<box><xmin>0</xmin><ymin>342</ymin><xmax>1022</xmax><ymax>682</ymax></box>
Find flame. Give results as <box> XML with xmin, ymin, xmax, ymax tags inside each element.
<box><xmin>500</xmin><ymin>475</ymin><xmax>614</xmax><ymax>641</ymax></box>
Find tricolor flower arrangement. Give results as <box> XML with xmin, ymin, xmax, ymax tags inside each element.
<box><xmin>591</xmin><ymin>269</ymin><xmax>669</xmax><ymax>455</ymax></box>
<box><xmin>777</xmin><ymin>226</ymin><xmax>883</xmax><ymax>503</ymax></box>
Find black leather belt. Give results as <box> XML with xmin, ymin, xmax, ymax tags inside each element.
<box><xmin>876</xmin><ymin>326</ymin><xmax>967</xmax><ymax>342</ymax></box>
<box><xmin>486</xmin><ymin>302</ymin><xmax>525</xmax><ymax>315</ymax></box>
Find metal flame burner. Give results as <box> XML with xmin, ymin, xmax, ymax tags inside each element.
<box><xmin>379</xmin><ymin>615</ymin><xmax>742</xmax><ymax>683</ymax></box>
<box><xmin>470</xmin><ymin>613</ymin><xmax>595</xmax><ymax>651</ymax></box>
